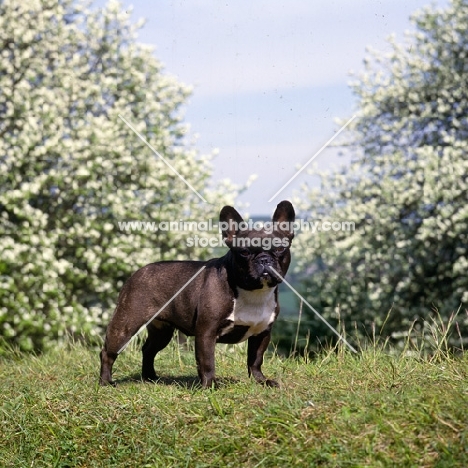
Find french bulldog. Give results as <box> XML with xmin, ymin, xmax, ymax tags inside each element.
<box><xmin>99</xmin><ymin>200</ymin><xmax>295</xmax><ymax>388</ymax></box>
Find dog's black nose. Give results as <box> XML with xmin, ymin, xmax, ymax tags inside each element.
<box><xmin>254</xmin><ymin>254</ymin><xmax>275</xmax><ymax>278</ymax></box>
<box><xmin>255</xmin><ymin>254</ymin><xmax>273</xmax><ymax>266</ymax></box>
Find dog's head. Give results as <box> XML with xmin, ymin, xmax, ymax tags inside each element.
<box><xmin>220</xmin><ymin>200</ymin><xmax>295</xmax><ymax>290</ymax></box>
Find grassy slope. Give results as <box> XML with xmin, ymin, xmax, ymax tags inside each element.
<box><xmin>1</xmin><ymin>340</ymin><xmax>468</xmax><ymax>468</ymax></box>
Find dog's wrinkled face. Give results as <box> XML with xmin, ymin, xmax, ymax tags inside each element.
<box><xmin>230</xmin><ymin>236</ymin><xmax>291</xmax><ymax>289</ymax></box>
<box><xmin>220</xmin><ymin>201</ymin><xmax>295</xmax><ymax>290</ymax></box>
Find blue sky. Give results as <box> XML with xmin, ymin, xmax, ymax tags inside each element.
<box><xmin>99</xmin><ymin>0</ymin><xmax>448</xmax><ymax>215</ymax></box>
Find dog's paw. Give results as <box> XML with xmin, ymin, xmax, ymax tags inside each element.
<box><xmin>201</xmin><ymin>378</ymin><xmax>218</xmax><ymax>389</ymax></box>
<box><xmin>99</xmin><ymin>378</ymin><xmax>117</xmax><ymax>387</ymax></box>
<box><xmin>264</xmin><ymin>379</ymin><xmax>280</xmax><ymax>388</ymax></box>
<box><xmin>142</xmin><ymin>374</ymin><xmax>158</xmax><ymax>383</ymax></box>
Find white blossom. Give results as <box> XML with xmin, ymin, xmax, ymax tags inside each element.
<box><xmin>295</xmin><ymin>0</ymin><xmax>468</xmax><ymax>348</ymax></box>
<box><xmin>0</xmin><ymin>0</ymin><xmax>241</xmax><ymax>351</ymax></box>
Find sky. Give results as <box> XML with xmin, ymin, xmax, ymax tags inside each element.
<box><xmin>97</xmin><ymin>0</ymin><xmax>448</xmax><ymax>215</ymax></box>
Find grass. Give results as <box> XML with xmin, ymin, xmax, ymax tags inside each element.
<box><xmin>1</xmin><ymin>336</ymin><xmax>468</xmax><ymax>467</ymax></box>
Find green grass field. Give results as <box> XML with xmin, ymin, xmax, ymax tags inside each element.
<box><xmin>1</xmin><ymin>338</ymin><xmax>468</xmax><ymax>467</ymax></box>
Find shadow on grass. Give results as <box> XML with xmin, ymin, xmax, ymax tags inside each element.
<box><xmin>115</xmin><ymin>373</ymin><xmax>240</xmax><ymax>389</ymax></box>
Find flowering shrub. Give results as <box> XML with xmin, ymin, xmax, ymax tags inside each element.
<box><xmin>296</xmin><ymin>0</ymin><xmax>468</xmax><ymax>348</ymax></box>
<box><xmin>0</xmin><ymin>0</ymin><xmax>239</xmax><ymax>351</ymax></box>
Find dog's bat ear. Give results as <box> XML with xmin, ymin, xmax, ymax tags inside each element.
<box><xmin>272</xmin><ymin>200</ymin><xmax>295</xmax><ymax>238</ymax></box>
<box><xmin>219</xmin><ymin>206</ymin><xmax>244</xmax><ymax>245</ymax></box>
<box><xmin>272</xmin><ymin>200</ymin><xmax>295</xmax><ymax>224</ymax></box>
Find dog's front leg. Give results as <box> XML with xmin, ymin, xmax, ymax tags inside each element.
<box><xmin>247</xmin><ymin>329</ymin><xmax>279</xmax><ymax>387</ymax></box>
<box><xmin>195</xmin><ymin>331</ymin><xmax>217</xmax><ymax>388</ymax></box>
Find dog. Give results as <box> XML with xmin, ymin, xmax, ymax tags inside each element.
<box><xmin>99</xmin><ymin>200</ymin><xmax>295</xmax><ymax>388</ymax></box>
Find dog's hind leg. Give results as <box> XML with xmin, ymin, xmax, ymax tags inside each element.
<box><xmin>99</xmin><ymin>343</ymin><xmax>118</xmax><ymax>387</ymax></box>
<box><xmin>99</xmin><ymin>303</ymin><xmax>151</xmax><ymax>386</ymax></box>
<box><xmin>141</xmin><ymin>321</ymin><xmax>175</xmax><ymax>381</ymax></box>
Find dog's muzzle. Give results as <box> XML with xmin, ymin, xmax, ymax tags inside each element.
<box><xmin>254</xmin><ymin>254</ymin><xmax>278</xmax><ymax>279</ymax></box>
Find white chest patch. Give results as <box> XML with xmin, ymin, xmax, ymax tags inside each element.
<box><xmin>222</xmin><ymin>286</ymin><xmax>277</xmax><ymax>342</ymax></box>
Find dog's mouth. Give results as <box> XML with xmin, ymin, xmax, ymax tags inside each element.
<box><xmin>260</xmin><ymin>276</ymin><xmax>279</xmax><ymax>288</ymax></box>
<box><xmin>258</xmin><ymin>265</ymin><xmax>283</xmax><ymax>285</ymax></box>
<box><xmin>241</xmin><ymin>265</ymin><xmax>282</xmax><ymax>290</ymax></box>
<box><xmin>239</xmin><ymin>254</ymin><xmax>285</xmax><ymax>288</ymax></box>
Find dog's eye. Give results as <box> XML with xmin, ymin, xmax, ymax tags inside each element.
<box><xmin>274</xmin><ymin>247</ymin><xmax>286</xmax><ymax>254</ymax></box>
<box><xmin>239</xmin><ymin>249</ymin><xmax>250</xmax><ymax>257</ymax></box>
